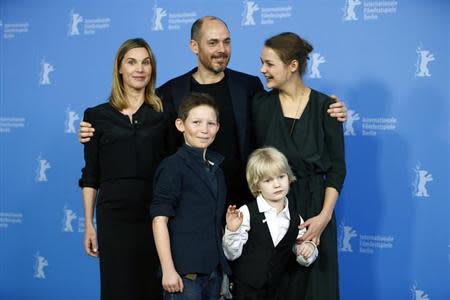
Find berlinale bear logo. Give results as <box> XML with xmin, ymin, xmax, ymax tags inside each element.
<box><xmin>68</xmin><ymin>10</ymin><xmax>83</xmax><ymax>36</ymax></box>
<box><xmin>36</xmin><ymin>156</ymin><xmax>51</xmax><ymax>182</ymax></box>
<box><xmin>34</xmin><ymin>253</ymin><xmax>49</xmax><ymax>279</ymax></box>
<box><xmin>39</xmin><ymin>59</ymin><xmax>54</xmax><ymax>86</ymax></box>
<box><xmin>242</xmin><ymin>1</ymin><xmax>259</xmax><ymax>26</ymax></box>
<box><xmin>151</xmin><ymin>5</ymin><xmax>167</xmax><ymax>31</ymax></box>
<box><xmin>415</xmin><ymin>46</ymin><xmax>435</xmax><ymax>78</ymax></box>
<box><xmin>308</xmin><ymin>53</ymin><xmax>326</xmax><ymax>79</ymax></box>
<box><xmin>343</xmin><ymin>0</ymin><xmax>362</xmax><ymax>21</ymax></box>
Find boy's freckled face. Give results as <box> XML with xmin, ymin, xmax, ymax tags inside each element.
<box><xmin>176</xmin><ymin>105</ymin><xmax>220</xmax><ymax>149</ymax></box>
<box><xmin>258</xmin><ymin>173</ymin><xmax>290</xmax><ymax>202</ymax></box>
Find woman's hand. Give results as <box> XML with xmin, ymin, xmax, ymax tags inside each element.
<box><xmin>83</xmin><ymin>224</ymin><xmax>98</xmax><ymax>257</ymax></box>
<box><xmin>298</xmin><ymin>213</ymin><xmax>331</xmax><ymax>246</ymax></box>
<box><xmin>162</xmin><ymin>269</ymin><xmax>184</xmax><ymax>293</ymax></box>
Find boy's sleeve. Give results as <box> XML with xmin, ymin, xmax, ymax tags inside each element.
<box><xmin>150</xmin><ymin>160</ymin><xmax>181</xmax><ymax>219</ymax></box>
<box><xmin>222</xmin><ymin>205</ymin><xmax>251</xmax><ymax>261</ymax></box>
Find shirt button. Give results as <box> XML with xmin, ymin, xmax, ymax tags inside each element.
<box><xmin>134</xmin><ymin>120</ymin><xmax>138</xmax><ymax>124</ymax></box>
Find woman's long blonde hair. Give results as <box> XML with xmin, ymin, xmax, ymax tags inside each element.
<box><xmin>110</xmin><ymin>38</ymin><xmax>163</xmax><ymax>112</ymax></box>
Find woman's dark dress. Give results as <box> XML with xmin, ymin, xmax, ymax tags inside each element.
<box><xmin>79</xmin><ymin>102</ymin><xmax>170</xmax><ymax>300</ymax></box>
<box><xmin>252</xmin><ymin>89</ymin><xmax>346</xmax><ymax>300</ymax></box>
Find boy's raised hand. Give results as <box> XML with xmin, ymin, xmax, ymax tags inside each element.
<box><xmin>225</xmin><ymin>205</ymin><xmax>243</xmax><ymax>232</ymax></box>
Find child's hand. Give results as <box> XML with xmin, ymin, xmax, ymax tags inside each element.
<box><xmin>296</xmin><ymin>241</ymin><xmax>315</xmax><ymax>259</ymax></box>
<box><xmin>162</xmin><ymin>269</ymin><xmax>184</xmax><ymax>293</ymax></box>
<box><xmin>225</xmin><ymin>205</ymin><xmax>243</xmax><ymax>232</ymax></box>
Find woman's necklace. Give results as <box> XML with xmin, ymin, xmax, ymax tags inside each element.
<box><xmin>288</xmin><ymin>88</ymin><xmax>308</xmax><ymax>136</ymax></box>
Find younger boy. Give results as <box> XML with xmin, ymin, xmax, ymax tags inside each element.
<box><xmin>151</xmin><ymin>92</ymin><xmax>230</xmax><ymax>300</ymax></box>
<box><xmin>222</xmin><ymin>147</ymin><xmax>318</xmax><ymax>300</ymax></box>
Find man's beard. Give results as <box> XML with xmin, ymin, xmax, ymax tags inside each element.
<box><xmin>199</xmin><ymin>53</ymin><xmax>230</xmax><ymax>74</ymax></box>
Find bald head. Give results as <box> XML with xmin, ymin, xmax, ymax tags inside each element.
<box><xmin>191</xmin><ymin>16</ymin><xmax>229</xmax><ymax>42</ymax></box>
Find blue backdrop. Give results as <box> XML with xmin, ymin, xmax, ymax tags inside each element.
<box><xmin>1</xmin><ymin>0</ymin><xmax>449</xmax><ymax>299</ymax></box>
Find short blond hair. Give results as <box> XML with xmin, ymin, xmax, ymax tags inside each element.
<box><xmin>246</xmin><ymin>147</ymin><xmax>296</xmax><ymax>197</ymax></box>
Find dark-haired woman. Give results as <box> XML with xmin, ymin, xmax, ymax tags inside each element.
<box><xmin>252</xmin><ymin>32</ymin><xmax>346</xmax><ymax>300</ymax></box>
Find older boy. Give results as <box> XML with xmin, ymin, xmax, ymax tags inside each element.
<box><xmin>151</xmin><ymin>92</ymin><xmax>230</xmax><ymax>300</ymax></box>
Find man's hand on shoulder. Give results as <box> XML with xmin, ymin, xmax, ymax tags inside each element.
<box><xmin>328</xmin><ymin>95</ymin><xmax>347</xmax><ymax>122</ymax></box>
<box><xmin>79</xmin><ymin>121</ymin><xmax>94</xmax><ymax>144</ymax></box>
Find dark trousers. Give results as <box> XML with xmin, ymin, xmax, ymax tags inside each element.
<box><xmin>231</xmin><ymin>278</ymin><xmax>283</xmax><ymax>300</ymax></box>
<box><xmin>163</xmin><ymin>268</ymin><xmax>222</xmax><ymax>300</ymax></box>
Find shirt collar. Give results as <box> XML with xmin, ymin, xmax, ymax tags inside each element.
<box><xmin>180</xmin><ymin>143</ymin><xmax>224</xmax><ymax>171</ymax></box>
<box><xmin>256</xmin><ymin>195</ymin><xmax>291</xmax><ymax>220</ymax></box>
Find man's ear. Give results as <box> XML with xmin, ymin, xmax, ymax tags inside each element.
<box><xmin>175</xmin><ymin>118</ymin><xmax>185</xmax><ymax>133</ymax></box>
<box><xmin>190</xmin><ymin>39</ymin><xmax>199</xmax><ymax>55</ymax></box>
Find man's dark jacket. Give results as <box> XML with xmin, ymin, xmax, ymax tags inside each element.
<box><xmin>156</xmin><ymin>67</ymin><xmax>264</xmax><ymax>162</ymax></box>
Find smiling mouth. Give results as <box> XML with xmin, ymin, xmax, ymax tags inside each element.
<box><xmin>213</xmin><ymin>56</ymin><xmax>228</xmax><ymax>61</ymax></box>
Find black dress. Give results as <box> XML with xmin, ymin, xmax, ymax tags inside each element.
<box><xmin>252</xmin><ymin>89</ymin><xmax>346</xmax><ymax>300</ymax></box>
<box><xmin>79</xmin><ymin>102</ymin><xmax>171</xmax><ymax>300</ymax></box>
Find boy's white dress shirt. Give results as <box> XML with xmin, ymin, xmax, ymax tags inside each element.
<box><xmin>222</xmin><ymin>195</ymin><xmax>318</xmax><ymax>266</ymax></box>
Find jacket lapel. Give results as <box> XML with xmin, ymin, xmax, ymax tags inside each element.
<box><xmin>225</xmin><ymin>69</ymin><xmax>247</xmax><ymax>159</ymax></box>
<box><xmin>172</xmin><ymin>69</ymin><xmax>195</xmax><ymax>109</ymax></box>
<box><xmin>177</xmin><ymin>148</ymin><xmax>217</xmax><ymax>199</ymax></box>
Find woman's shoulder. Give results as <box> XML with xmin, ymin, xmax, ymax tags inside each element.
<box><xmin>84</xmin><ymin>102</ymin><xmax>111</xmax><ymax>114</ymax></box>
<box><xmin>311</xmin><ymin>89</ymin><xmax>334</xmax><ymax>106</ymax></box>
<box><xmin>252</xmin><ymin>90</ymin><xmax>278</xmax><ymax>109</ymax></box>
<box><xmin>82</xmin><ymin>102</ymin><xmax>111</xmax><ymax>121</ymax></box>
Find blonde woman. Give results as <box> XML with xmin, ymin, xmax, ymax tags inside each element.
<box><xmin>79</xmin><ymin>38</ymin><xmax>170</xmax><ymax>300</ymax></box>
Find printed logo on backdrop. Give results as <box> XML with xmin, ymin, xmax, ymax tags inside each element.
<box><xmin>39</xmin><ymin>58</ymin><xmax>54</xmax><ymax>86</ymax></box>
<box><xmin>338</xmin><ymin>221</ymin><xmax>395</xmax><ymax>254</ymax></box>
<box><xmin>2</xmin><ymin>20</ymin><xmax>29</xmax><ymax>39</ymax></box>
<box><xmin>35</xmin><ymin>155</ymin><xmax>51</xmax><ymax>182</ymax></box>
<box><xmin>342</xmin><ymin>0</ymin><xmax>398</xmax><ymax>21</ymax></box>
<box><xmin>344</xmin><ymin>110</ymin><xmax>360</xmax><ymax>136</ymax></box>
<box><xmin>61</xmin><ymin>205</ymin><xmax>96</xmax><ymax>233</ymax></box>
<box><xmin>67</xmin><ymin>10</ymin><xmax>110</xmax><ymax>36</ymax></box>
<box><xmin>242</xmin><ymin>1</ymin><xmax>260</xmax><ymax>25</ymax></box>
<box><xmin>241</xmin><ymin>0</ymin><xmax>292</xmax><ymax>26</ymax></box>
<box><xmin>65</xmin><ymin>107</ymin><xmax>80</xmax><ymax>134</ymax></box>
<box><xmin>344</xmin><ymin>108</ymin><xmax>397</xmax><ymax>137</ymax></box>
<box><xmin>412</xmin><ymin>163</ymin><xmax>433</xmax><ymax>198</ymax></box>
<box><xmin>34</xmin><ymin>253</ymin><xmax>48</xmax><ymax>279</ymax></box>
<box><xmin>308</xmin><ymin>53</ymin><xmax>326</xmax><ymax>79</ymax></box>
<box><xmin>342</xmin><ymin>0</ymin><xmax>362</xmax><ymax>21</ymax></box>
<box><xmin>0</xmin><ymin>117</ymin><xmax>26</xmax><ymax>133</ymax></box>
<box><xmin>338</xmin><ymin>221</ymin><xmax>357</xmax><ymax>252</ymax></box>
<box><xmin>62</xmin><ymin>205</ymin><xmax>77</xmax><ymax>232</ymax></box>
<box><xmin>411</xmin><ymin>283</ymin><xmax>430</xmax><ymax>300</ymax></box>
<box><xmin>415</xmin><ymin>46</ymin><xmax>435</xmax><ymax>78</ymax></box>
<box><xmin>151</xmin><ymin>5</ymin><xmax>167</xmax><ymax>31</ymax></box>
<box><xmin>0</xmin><ymin>212</ymin><xmax>23</xmax><ymax>229</ymax></box>
<box><xmin>150</xmin><ymin>3</ymin><xmax>197</xmax><ymax>31</ymax></box>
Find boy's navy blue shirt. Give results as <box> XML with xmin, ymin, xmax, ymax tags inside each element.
<box><xmin>151</xmin><ymin>144</ymin><xmax>231</xmax><ymax>275</ymax></box>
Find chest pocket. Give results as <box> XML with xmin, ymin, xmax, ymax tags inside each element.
<box><xmin>99</xmin><ymin>132</ymin><xmax>123</xmax><ymax>146</ymax></box>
